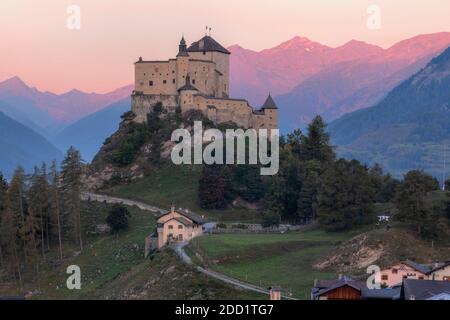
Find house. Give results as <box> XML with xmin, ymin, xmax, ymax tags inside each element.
<box><xmin>401</xmin><ymin>279</ymin><xmax>450</xmax><ymax>300</ymax></box>
<box><xmin>312</xmin><ymin>276</ymin><xmax>400</xmax><ymax>300</ymax></box>
<box><xmin>155</xmin><ymin>206</ymin><xmax>206</xmax><ymax>248</ymax></box>
<box><xmin>311</xmin><ymin>277</ymin><xmax>365</xmax><ymax>300</ymax></box>
<box><xmin>379</xmin><ymin>260</ymin><xmax>430</xmax><ymax>287</ymax></box>
<box><xmin>428</xmin><ymin>261</ymin><xmax>450</xmax><ymax>281</ymax></box>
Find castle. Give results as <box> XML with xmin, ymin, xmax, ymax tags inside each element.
<box><xmin>131</xmin><ymin>34</ymin><xmax>278</xmax><ymax>130</ymax></box>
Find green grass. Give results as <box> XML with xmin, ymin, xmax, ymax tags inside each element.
<box><xmin>105</xmin><ymin>164</ymin><xmax>263</xmax><ymax>223</ymax></box>
<box><xmin>188</xmin><ymin>229</ymin><xmax>358</xmax><ymax>299</ymax></box>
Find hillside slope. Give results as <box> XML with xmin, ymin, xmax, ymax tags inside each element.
<box><xmin>329</xmin><ymin>46</ymin><xmax>450</xmax><ymax>178</ymax></box>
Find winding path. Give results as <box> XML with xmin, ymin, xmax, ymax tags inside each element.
<box><xmin>82</xmin><ymin>192</ymin><xmax>297</xmax><ymax>300</ymax></box>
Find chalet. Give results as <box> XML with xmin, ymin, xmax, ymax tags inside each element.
<box><xmin>156</xmin><ymin>206</ymin><xmax>206</xmax><ymax>249</ymax></box>
<box><xmin>401</xmin><ymin>279</ymin><xmax>450</xmax><ymax>300</ymax></box>
<box><xmin>379</xmin><ymin>260</ymin><xmax>430</xmax><ymax>287</ymax></box>
<box><xmin>428</xmin><ymin>261</ymin><xmax>450</xmax><ymax>281</ymax></box>
<box><xmin>311</xmin><ymin>277</ymin><xmax>365</xmax><ymax>300</ymax></box>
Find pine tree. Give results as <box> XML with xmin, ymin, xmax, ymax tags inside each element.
<box><xmin>299</xmin><ymin>116</ymin><xmax>335</xmax><ymax>163</ymax></box>
<box><xmin>7</xmin><ymin>166</ymin><xmax>28</xmax><ymax>261</ymax></box>
<box><xmin>28</xmin><ymin>165</ymin><xmax>50</xmax><ymax>260</ymax></box>
<box><xmin>395</xmin><ymin>170</ymin><xmax>440</xmax><ymax>237</ymax></box>
<box><xmin>316</xmin><ymin>159</ymin><xmax>376</xmax><ymax>231</ymax></box>
<box><xmin>50</xmin><ymin>161</ymin><xmax>63</xmax><ymax>260</ymax></box>
<box><xmin>61</xmin><ymin>147</ymin><xmax>84</xmax><ymax>251</ymax></box>
<box><xmin>0</xmin><ymin>171</ymin><xmax>8</xmax><ymax>266</ymax></box>
<box><xmin>198</xmin><ymin>165</ymin><xmax>227</xmax><ymax>209</ymax></box>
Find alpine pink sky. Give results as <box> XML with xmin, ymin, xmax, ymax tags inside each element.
<box><xmin>1</xmin><ymin>0</ymin><xmax>450</xmax><ymax>94</ymax></box>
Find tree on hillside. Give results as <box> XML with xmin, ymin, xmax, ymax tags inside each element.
<box><xmin>394</xmin><ymin>170</ymin><xmax>440</xmax><ymax>237</ymax></box>
<box><xmin>106</xmin><ymin>204</ymin><xmax>131</xmax><ymax>233</ymax></box>
<box><xmin>7</xmin><ymin>167</ymin><xmax>28</xmax><ymax>261</ymax></box>
<box><xmin>0</xmin><ymin>171</ymin><xmax>8</xmax><ymax>266</ymax></box>
<box><xmin>198</xmin><ymin>165</ymin><xmax>227</xmax><ymax>209</ymax></box>
<box><xmin>49</xmin><ymin>161</ymin><xmax>63</xmax><ymax>260</ymax></box>
<box><xmin>369</xmin><ymin>164</ymin><xmax>399</xmax><ymax>203</ymax></box>
<box><xmin>28</xmin><ymin>165</ymin><xmax>51</xmax><ymax>260</ymax></box>
<box><xmin>61</xmin><ymin>147</ymin><xmax>84</xmax><ymax>251</ymax></box>
<box><xmin>299</xmin><ymin>116</ymin><xmax>335</xmax><ymax>163</ymax></box>
<box><xmin>445</xmin><ymin>178</ymin><xmax>450</xmax><ymax>191</ymax></box>
<box><xmin>316</xmin><ymin>159</ymin><xmax>376</xmax><ymax>231</ymax></box>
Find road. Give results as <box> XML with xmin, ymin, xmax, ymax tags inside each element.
<box><xmin>83</xmin><ymin>192</ymin><xmax>297</xmax><ymax>300</ymax></box>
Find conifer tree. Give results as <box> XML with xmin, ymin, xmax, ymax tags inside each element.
<box><xmin>60</xmin><ymin>147</ymin><xmax>84</xmax><ymax>251</ymax></box>
<box><xmin>50</xmin><ymin>160</ymin><xmax>63</xmax><ymax>260</ymax></box>
<box><xmin>7</xmin><ymin>166</ymin><xmax>28</xmax><ymax>260</ymax></box>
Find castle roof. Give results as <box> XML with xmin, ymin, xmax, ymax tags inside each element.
<box><xmin>178</xmin><ymin>74</ymin><xmax>198</xmax><ymax>92</ymax></box>
<box><xmin>188</xmin><ymin>36</ymin><xmax>230</xmax><ymax>54</ymax></box>
<box><xmin>261</xmin><ymin>94</ymin><xmax>278</xmax><ymax>109</ymax></box>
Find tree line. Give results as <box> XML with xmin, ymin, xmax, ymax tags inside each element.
<box><xmin>198</xmin><ymin>116</ymin><xmax>450</xmax><ymax>238</ymax></box>
<box><xmin>0</xmin><ymin>147</ymin><xmax>83</xmax><ymax>287</ymax></box>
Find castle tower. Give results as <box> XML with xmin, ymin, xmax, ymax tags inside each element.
<box><xmin>176</xmin><ymin>35</ymin><xmax>190</xmax><ymax>90</ymax></box>
<box><xmin>187</xmin><ymin>36</ymin><xmax>230</xmax><ymax>98</ymax></box>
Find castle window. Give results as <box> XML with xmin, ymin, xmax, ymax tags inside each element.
<box><xmin>172</xmin><ymin>70</ymin><xmax>175</xmax><ymax>74</ymax></box>
<box><xmin>172</xmin><ymin>79</ymin><xmax>175</xmax><ymax>84</ymax></box>
<box><xmin>203</xmin><ymin>51</ymin><xmax>206</xmax><ymax>55</ymax></box>
<box><xmin>178</xmin><ymin>225</ymin><xmax>183</xmax><ymax>229</ymax></box>
<box><xmin>192</xmin><ymin>79</ymin><xmax>196</xmax><ymax>84</ymax></box>
<box><xmin>149</xmin><ymin>81</ymin><xmax>154</xmax><ymax>86</ymax></box>
<box><xmin>168</xmin><ymin>225</ymin><xmax>173</xmax><ymax>230</ymax></box>
<box><xmin>163</xmin><ymin>80</ymin><xmax>167</xmax><ymax>84</ymax></box>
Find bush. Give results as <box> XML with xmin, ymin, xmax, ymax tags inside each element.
<box><xmin>106</xmin><ymin>204</ymin><xmax>131</xmax><ymax>233</ymax></box>
<box><xmin>216</xmin><ymin>222</ymin><xmax>227</xmax><ymax>229</ymax></box>
<box><xmin>262</xmin><ymin>211</ymin><xmax>281</xmax><ymax>228</ymax></box>
<box><xmin>231</xmin><ymin>223</ymin><xmax>248</xmax><ymax>229</ymax></box>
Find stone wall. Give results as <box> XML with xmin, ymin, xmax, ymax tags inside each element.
<box><xmin>131</xmin><ymin>93</ymin><xmax>179</xmax><ymax>123</ymax></box>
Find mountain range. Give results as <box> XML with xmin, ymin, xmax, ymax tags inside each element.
<box><xmin>0</xmin><ymin>111</ymin><xmax>62</xmax><ymax>179</ymax></box>
<box><xmin>329</xmin><ymin>45</ymin><xmax>450</xmax><ymax>179</ymax></box>
<box><xmin>0</xmin><ymin>76</ymin><xmax>132</xmax><ymax>136</ymax></box>
<box><xmin>230</xmin><ymin>32</ymin><xmax>450</xmax><ymax>131</ymax></box>
<box><xmin>1</xmin><ymin>32</ymin><xmax>450</xmax><ymax>178</ymax></box>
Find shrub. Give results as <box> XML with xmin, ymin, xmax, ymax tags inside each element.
<box><xmin>106</xmin><ymin>204</ymin><xmax>131</xmax><ymax>233</ymax></box>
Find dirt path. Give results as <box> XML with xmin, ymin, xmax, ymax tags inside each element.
<box><xmin>83</xmin><ymin>192</ymin><xmax>297</xmax><ymax>300</ymax></box>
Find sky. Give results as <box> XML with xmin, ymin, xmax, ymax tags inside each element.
<box><xmin>1</xmin><ymin>0</ymin><xmax>450</xmax><ymax>94</ymax></box>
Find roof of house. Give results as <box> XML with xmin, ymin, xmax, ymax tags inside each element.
<box><xmin>188</xmin><ymin>36</ymin><xmax>230</xmax><ymax>54</ymax></box>
<box><xmin>404</xmin><ymin>260</ymin><xmax>431</xmax><ymax>274</ymax></box>
<box><xmin>171</xmin><ymin>216</ymin><xmax>194</xmax><ymax>227</ymax></box>
<box><xmin>158</xmin><ymin>208</ymin><xmax>206</xmax><ymax>225</ymax></box>
<box><xmin>402</xmin><ymin>279</ymin><xmax>450</xmax><ymax>300</ymax></box>
<box><xmin>361</xmin><ymin>287</ymin><xmax>401</xmax><ymax>300</ymax></box>
<box><xmin>261</xmin><ymin>94</ymin><xmax>278</xmax><ymax>109</ymax></box>
<box><xmin>428</xmin><ymin>261</ymin><xmax>450</xmax><ymax>274</ymax></box>
<box><xmin>312</xmin><ymin>277</ymin><xmax>365</xmax><ymax>299</ymax></box>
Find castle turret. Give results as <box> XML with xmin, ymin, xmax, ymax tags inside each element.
<box><xmin>177</xmin><ymin>35</ymin><xmax>189</xmax><ymax>57</ymax></box>
<box><xmin>178</xmin><ymin>74</ymin><xmax>198</xmax><ymax>111</ymax></box>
